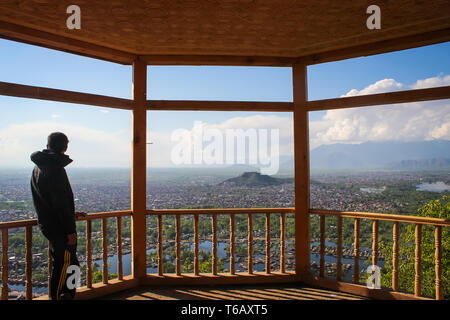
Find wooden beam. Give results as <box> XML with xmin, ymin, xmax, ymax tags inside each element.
<box><xmin>0</xmin><ymin>20</ymin><xmax>135</xmax><ymax>65</ymax></box>
<box><xmin>142</xmin><ymin>272</ymin><xmax>297</xmax><ymax>287</ymax></box>
<box><xmin>293</xmin><ymin>63</ymin><xmax>310</xmax><ymax>280</ymax></box>
<box><xmin>142</xmin><ymin>55</ymin><xmax>295</xmax><ymax>67</ymax></box>
<box><xmin>147</xmin><ymin>100</ymin><xmax>294</xmax><ymax>112</ymax></box>
<box><xmin>296</xmin><ymin>28</ymin><xmax>450</xmax><ymax>66</ymax></box>
<box><xmin>0</xmin><ymin>81</ymin><xmax>134</xmax><ymax>110</ymax></box>
<box><xmin>131</xmin><ymin>57</ymin><xmax>147</xmax><ymax>281</ymax></box>
<box><xmin>306</xmin><ymin>86</ymin><xmax>450</xmax><ymax>112</ymax></box>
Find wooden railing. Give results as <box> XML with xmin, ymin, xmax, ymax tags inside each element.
<box><xmin>145</xmin><ymin>208</ymin><xmax>296</xmax><ymax>280</ymax></box>
<box><xmin>309</xmin><ymin>209</ymin><xmax>449</xmax><ymax>300</ymax></box>
<box><xmin>0</xmin><ymin>210</ymin><xmax>131</xmax><ymax>300</ymax></box>
<box><xmin>1</xmin><ymin>207</ymin><xmax>448</xmax><ymax>300</ymax></box>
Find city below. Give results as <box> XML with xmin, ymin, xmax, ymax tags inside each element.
<box><xmin>0</xmin><ymin>167</ymin><xmax>449</xmax><ymax>299</ymax></box>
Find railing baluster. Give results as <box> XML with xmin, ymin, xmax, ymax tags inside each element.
<box><xmin>372</xmin><ymin>220</ymin><xmax>378</xmax><ymax>266</ymax></box>
<box><xmin>392</xmin><ymin>221</ymin><xmax>399</xmax><ymax>291</ymax></box>
<box><xmin>336</xmin><ymin>216</ymin><xmax>343</xmax><ymax>281</ymax></box>
<box><xmin>230</xmin><ymin>214</ymin><xmax>235</xmax><ymax>275</ymax></box>
<box><xmin>371</xmin><ymin>220</ymin><xmax>378</xmax><ymax>288</ymax></box>
<box><xmin>1</xmin><ymin>228</ymin><xmax>8</xmax><ymax>300</ymax></box>
<box><xmin>435</xmin><ymin>225</ymin><xmax>442</xmax><ymax>300</ymax></box>
<box><xmin>116</xmin><ymin>216</ymin><xmax>123</xmax><ymax>280</ymax></box>
<box><xmin>353</xmin><ymin>218</ymin><xmax>360</xmax><ymax>284</ymax></box>
<box><xmin>248</xmin><ymin>213</ymin><xmax>253</xmax><ymax>275</ymax></box>
<box><xmin>280</xmin><ymin>212</ymin><xmax>286</xmax><ymax>273</ymax></box>
<box><xmin>157</xmin><ymin>215</ymin><xmax>163</xmax><ymax>276</ymax></box>
<box><xmin>265</xmin><ymin>213</ymin><xmax>271</xmax><ymax>274</ymax></box>
<box><xmin>194</xmin><ymin>214</ymin><xmax>199</xmax><ymax>276</ymax></box>
<box><xmin>415</xmin><ymin>224</ymin><xmax>422</xmax><ymax>297</ymax></box>
<box><xmin>25</xmin><ymin>225</ymin><xmax>32</xmax><ymax>300</ymax></box>
<box><xmin>47</xmin><ymin>241</ymin><xmax>52</xmax><ymax>296</ymax></box>
<box><xmin>176</xmin><ymin>214</ymin><xmax>181</xmax><ymax>276</ymax></box>
<box><xmin>86</xmin><ymin>220</ymin><xmax>92</xmax><ymax>288</ymax></box>
<box><xmin>319</xmin><ymin>215</ymin><xmax>325</xmax><ymax>277</ymax></box>
<box><xmin>414</xmin><ymin>224</ymin><xmax>422</xmax><ymax>297</ymax></box>
<box><xmin>102</xmin><ymin>217</ymin><xmax>108</xmax><ymax>284</ymax></box>
<box><xmin>212</xmin><ymin>214</ymin><xmax>217</xmax><ymax>275</ymax></box>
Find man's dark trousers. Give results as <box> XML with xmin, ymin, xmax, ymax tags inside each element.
<box><xmin>49</xmin><ymin>235</ymin><xmax>79</xmax><ymax>300</ymax></box>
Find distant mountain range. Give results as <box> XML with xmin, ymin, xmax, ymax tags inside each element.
<box><xmin>385</xmin><ymin>158</ymin><xmax>450</xmax><ymax>170</ymax></box>
<box><xmin>219</xmin><ymin>171</ymin><xmax>293</xmax><ymax>187</ymax></box>
<box><xmin>309</xmin><ymin>140</ymin><xmax>450</xmax><ymax>170</ymax></box>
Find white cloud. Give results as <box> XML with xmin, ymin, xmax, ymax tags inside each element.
<box><xmin>146</xmin><ymin>115</ymin><xmax>294</xmax><ymax>167</ymax></box>
<box><xmin>310</xmin><ymin>75</ymin><xmax>450</xmax><ymax>149</ymax></box>
<box><xmin>0</xmin><ymin>121</ymin><xmax>131</xmax><ymax>167</ymax></box>
<box><xmin>51</xmin><ymin>114</ymin><xmax>61</xmax><ymax>118</ymax></box>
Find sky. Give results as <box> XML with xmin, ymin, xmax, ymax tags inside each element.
<box><xmin>0</xmin><ymin>38</ymin><xmax>449</xmax><ymax>168</ymax></box>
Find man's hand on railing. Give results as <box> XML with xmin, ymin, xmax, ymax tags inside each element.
<box><xmin>75</xmin><ymin>211</ymin><xmax>88</xmax><ymax>220</ymax></box>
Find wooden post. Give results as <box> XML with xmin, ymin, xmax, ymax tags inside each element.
<box><xmin>280</xmin><ymin>212</ymin><xmax>286</xmax><ymax>273</ymax></box>
<box><xmin>47</xmin><ymin>241</ymin><xmax>52</xmax><ymax>295</ymax></box>
<box><xmin>415</xmin><ymin>224</ymin><xmax>422</xmax><ymax>297</ymax></box>
<box><xmin>86</xmin><ymin>220</ymin><xmax>92</xmax><ymax>288</ymax></box>
<box><xmin>194</xmin><ymin>214</ymin><xmax>199</xmax><ymax>275</ymax></box>
<box><xmin>293</xmin><ymin>63</ymin><xmax>310</xmax><ymax>280</ymax></box>
<box><xmin>265</xmin><ymin>213</ymin><xmax>271</xmax><ymax>274</ymax></box>
<box><xmin>392</xmin><ymin>222</ymin><xmax>399</xmax><ymax>291</ymax></box>
<box><xmin>248</xmin><ymin>213</ymin><xmax>253</xmax><ymax>275</ymax></box>
<box><xmin>336</xmin><ymin>216</ymin><xmax>343</xmax><ymax>281</ymax></box>
<box><xmin>372</xmin><ymin>220</ymin><xmax>378</xmax><ymax>266</ymax></box>
<box><xmin>372</xmin><ymin>220</ymin><xmax>378</xmax><ymax>288</ymax></box>
<box><xmin>131</xmin><ymin>57</ymin><xmax>147</xmax><ymax>281</ymax></box>
<box><xmin>25</xmin><ymin>226</ymin><xmax>32</xmax><ymax>300</ymax></box>
<box><xmin>319</xmin><ymin>215</ymin><xmax>325</xmax><ymax>278</ymax></box>
<box><xmin>230</xmin><ymin>214</ymin><xmax>235</xmax><ymax>275</ymax></box>
<box><xmin>1</xmin><ymin>228</ymin><xmax>8</xmax><ymax>300</ymax></box>
<box><xmin>157</xmin><ymin>215</ymin><xmax>163</xmax><ymax>276</ymax></box>
<box><xmin>102</xmin><ymin>217</ymin><xmax>108</xmax><ymax>284</ymax></box>
<box><xmin>353</xmin><ymin>218</ymin><xmax>360</xmax><ymax>284</ymax></box>
<box><xmin>175</xmin><ymin>214</ymin><xmax>181</xmax><ymax>276</ymax></box>
<box><xmin>116</xmin><ymin>216</ymin><xmax>123</xmax><ymax>280</ymax></box>
<box><xmin>435</xmin><ymin>226</ymin><xmax>442</xmax><ymax>300</ymax></box>
<box><xmin>212</xmin><ymin>215</ymin><xmax>218</xmax><ymax>275</ymax></box>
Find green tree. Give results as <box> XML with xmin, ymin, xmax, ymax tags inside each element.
<box><xmin>379</xmin><ymin>195</ymin><xmax>449</xmax><ymax>299</ymax></box>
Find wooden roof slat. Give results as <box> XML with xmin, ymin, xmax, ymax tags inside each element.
<box><xmin>0</xmin><ymin>20</ymin><xmax>136</xmax><ymax>65</ymax></box>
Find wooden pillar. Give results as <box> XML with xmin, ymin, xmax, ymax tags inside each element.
<box><xmin>293</xmin><ymin>63</ymin><xmax>310</xmax><ymax>280</ymax></box>
<box><xmin>131</xmin><ymin>57</ymin><xmax>147</xmax><ymax>281</ymax></box>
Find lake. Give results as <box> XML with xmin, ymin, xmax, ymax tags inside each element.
<box><xmin>416</xmin><ymin>181</ymin><xmax>450</xmax><ymax>192</ymax></box>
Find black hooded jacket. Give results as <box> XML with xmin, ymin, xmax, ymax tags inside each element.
<box><xmin>30</xmin><ymin>149</ymin><xmax>76</xmax><ymax>240</ymax></box>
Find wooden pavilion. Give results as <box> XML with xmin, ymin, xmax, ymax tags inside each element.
<box><xmin>0</xmin><ymin>1</ymin><xmax>449</xmax><ymax>300</ymax></box>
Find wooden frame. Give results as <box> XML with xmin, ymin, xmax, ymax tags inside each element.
<box><xmin>306</xmin><ymin>86</ymin><xmax>450</xmax><ymax>112</ymax></box>
<box><xmin>0</xmin><ymin>81</ymin><xmax>134</xmax><ymax>110</ymax></box>
<box><xmin>147</xmin><ymin>100</ymin><xmax>293</xmax><ymax>112</ymax></box>
<box><xmin>0</xmin><ymin>21</ymin><xmax>135</xmax><ymax>65</ymax></box>
<box><xmin>0</xmin><ymin>19</ymin><xmax>449</xmax><ymax>300</ymax></box>
<box><xmin>293</xmin><ymin>63</ymin><xmax>310</xmax><ymax>280</ymax></box>
<box><xmin>130</xmin><ymin>58</ymin><xmax>147</xmax><ymax>280</ymax></box>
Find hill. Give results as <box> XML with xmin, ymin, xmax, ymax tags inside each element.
<box><xmin>219</xmin><ymin>171</ymin><xmax>293</xmax><ymax>187</ymax></box>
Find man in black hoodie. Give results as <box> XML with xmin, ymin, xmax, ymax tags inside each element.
<box><xmin>30</xmin><ymin>132</ymin><xmax>86</xmax><ymax>300</ymax></box>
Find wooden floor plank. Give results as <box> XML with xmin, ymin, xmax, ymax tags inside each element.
<box><xmin>99</xmin><ymin>283</ymin><xmax>367</xmax><ymax>300</ymax></box>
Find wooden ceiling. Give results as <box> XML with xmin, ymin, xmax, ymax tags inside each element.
<box><xmin>0</xmin><ymin>0</ymin><xmax>449</xmax><ymax>64</ymax></box>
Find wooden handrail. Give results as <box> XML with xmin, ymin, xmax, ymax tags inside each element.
<box><xmin>309</xmin><ymin>209</ymin><xmax>450</xmax><ymax>227</ymax></box>
<box><xmin>147</xmin><ymin>208</ymin><xmax>294</xmax><ymax>216</ymax></box>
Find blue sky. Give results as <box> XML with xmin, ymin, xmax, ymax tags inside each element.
<box><xmin>0</xmin><ymin>39</ymin><xmax>449</xmax><ymax>167</ymax></box>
